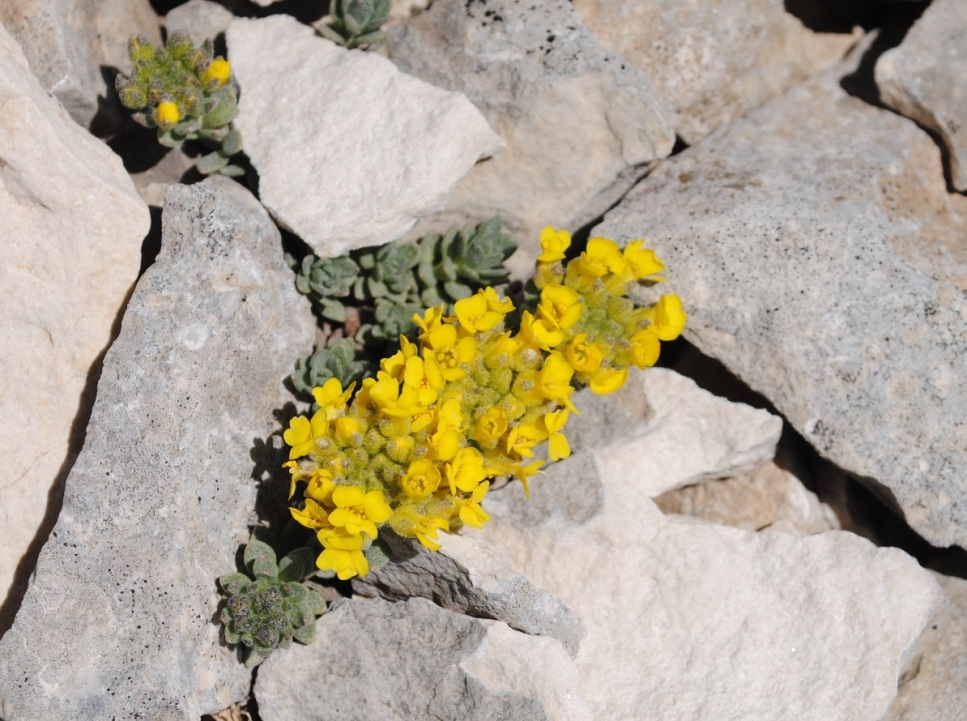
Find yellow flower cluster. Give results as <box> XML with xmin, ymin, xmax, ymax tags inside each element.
<box><xmin>283</xmin><ymin>228</ymin><xmax>685</xmax><ymax>580</ymax></box>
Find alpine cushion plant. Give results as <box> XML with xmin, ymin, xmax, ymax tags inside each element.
<box><xmin>284</xmin><ymin>228</ymin><xmax>686</xmax><ymax>580</ymax></box>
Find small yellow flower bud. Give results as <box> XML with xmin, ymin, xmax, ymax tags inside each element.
<box><xmin>201</xmin><ymin>57</ymin><xmax>232</xmax><ymax>87</ymax></box>
<box><xmin>154</xmin><ymin>100</ymin><xmax>182</xmax><ymax>128</ymax></box>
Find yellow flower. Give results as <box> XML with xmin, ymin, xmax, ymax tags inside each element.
<box><xmin>334</xmin><ymin>416</ymin><xmax>362</xmax><ymax>445</ymax></box>
<box><xmin>510</xmin><ymin>459</ymin><xmax>544</xmax><ymax>497</ymax></box>
<box><xmin>316</xmin><ymin>528</ymin><xmax>368</xmax><ymax>580</ymax></box>
<box><xmin>368</xmin><ymin>377</ymin><xmax>425</xmax><ymax>418</ymax></box>
<box><xmin>429</xmin><ymin>427</ymin><xmax>460</xmax><ymax>461</ymax></box>
<box><xmin>401</xmin><ymin>459</ymin><xmax>442</xmax><ymax>500</ymax></box>
<box><xmin>326</xmin><ymin>486</ymin><xmax>392</xmax><ymax>539</ymax></box>
<box><xmin>506</xmin><ymin>423</ymin><xmax>543</xmax><ymax>458</ymax></box>
<box><xmin>154</xmin><ymin>100</ymin><xmax>181</xmax><ymax>127</ymax></box>
<box><xmin>413</xmin><ymin>305</ymin><xmax>446</xmax><ymax>340</ymax></box>
<box><xmin>445</xmin><ymin>447</ymin><xmax>488</xmax><ymax>495</ymax></box>
<box><xmin>622</xmin><ymin>239</ymin><xmax>665</xmax><ymax>280</ymax></box>
<box><xmin>435</xmin><ymin>398</ymin><xmax>464</xmax><ymax>432</ymax></box>
<box><xmin>538</xmin><ymin>284</ymin><xmax>583</xmax><ymax>331</ymax></box>
<box><xmin>290</xmin><ymin>497</ymin><xmax>330</xmax><ymax>530</ymax></box>
<box><xmin>650</xmin><ymin>294</ymin><xmax>687</xmax><ymax>341</ymax></box>
<box><xmin>627</xmin><ymin>328</ymin><xmax>661</xmax><ymax>368</ymax></box>
<box><xmin>589</xmin><ymin>366</ymin><xmax>628</xmax><ymax>395</ymax></box>
<box><xmin>312</xmin><ymin>378</ymin><xmax>355</xmax><ymax>420</ymax></box>
<box><xmin>538</xmin><ymin>352</ymin><xmax>575</xmax><ymax>404</ymax></box>
<box><xmin>283</xmin><ymin>410</ymin><xmax>328</xmax><ymax>459</ymax></box>
<box><xmin>482</xmin><ymin>286</ymin><xmax>515</xmax><ymax>315</ymax></box>
<box><xmin>379</xmin><ymin>336</ymin><xmax>419</xmax><ymax>380</ymax></box>
<box><xmin>563</xmin><ymin>334</ymin><xmax>604</xmax><ymax>374</ymax></box>
<box><xmin>454</xmin><ymin>292</ymin><xmax>504</xmax><ymax>334</ymax></box>
<box><xmin>457</xmin><ymin>481</ymin><xmax>491</xmax><ymax>529</ymax></box>
<box><xmin>403</xmin><ymin>355</ymin><xmax>445</xmax><ymax>406</ymax></box>
<box><xmin>542</xmin><ymin>410</ymin><xmax>571</xmax><ymax>461</ymax></box>
<box><xmin>407</xmin><ymin>513</ymin><xmax>450</xmax><ymax>551</ymax></box>
<box><xmin>537</xmin><ymin>226</ymin><xmax>571</xmax><ymax>263</ymax></box>
<box><xmin>422</xmin><ymin>324</ymin><xmax>477</xmax><ymax>381</ymax></box>
<box><xmin>519</xmin><ymin>310</ymin><xmax>563</xmax><ymax>351</ymax></box>
<box><xmin>200</xmin><ymin>57</ymin><xmax>231</xmax><ymax>87</ymax></box>
<box><xmin>284</xmin><ymin>460</ymin><xmax>306</xmax><ymax>498</ymax></box>
<box><xmin>473</xmin><ymin>406</ymin><xmax>508</xmax><ymax>445</ymax></box>
<box><xmin>574</xmin><ymin>237</ymin><xmax>626</xmax><ymax>279</ymax></box>
<box><xmin>305</xmin><ymin>469</ymin><xmax>335</xmax><ymax>503</ymax></box>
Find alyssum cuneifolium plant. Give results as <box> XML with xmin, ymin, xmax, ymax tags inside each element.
<box><xmin>290</xmin><ymin>219</ymin><xmax>517</xmax><ymax>395</ymax></box>
<box><xmin>218</xmin><ymin>536</ymin><xmax>325</xmax><ymax>666</ymax></box>
<box><xmin>116</xmin><ymin>33</ymin><xmax>244</xmax><ymax>176</ymax></box>
<box><xmin>319</xmin><ymin>0</ymin><xmax>391</xmax><ymax>49</ymax></box>
<box><xmin>283</xmin><ymin>228</ymin><xmax>687</xmax><ymax>580</ymax></box>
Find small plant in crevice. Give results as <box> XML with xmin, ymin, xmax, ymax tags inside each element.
<box><xmin>218</xmin><ymin>535</ymin><xmax>325</xmax><ymax>667</ymax></box>
<box><xmin>116</xmin><ymin>32</ymin><xmax>244</xmax><ymax>177</ymax></box>
<box><xmin>319</xmin><ymin>0</ymin><xmax>392</xmax><ymax>49</ymax></box>
<box><xmin>287</xmin><ymin>218</ymin><xmax>518</xmax><ymax>396</ymax></box>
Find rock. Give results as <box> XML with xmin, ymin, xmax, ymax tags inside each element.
<box><xmin>164</xmin><ymin>0</ymin><xmax>235</xmax><ymax>44</ymax></box>
<box><xmin>479</xmin><ymin>370</ymin><xmax>940</xmax><ymax>721</ymax></box>
<box><xmin>226</xmin><ymin>15</ymin><xmax>503</xmax><ymax>257</ymax></box>
<box><xmin>0</xmin><ymin>0</ymin><xmax>161</xmax><ymax>131</ymax></box>
<box><xmin>876</xmin><ymin>0</ymin><xmax>967</xmax><ymax>191</ymax></box>
<box><xmin>352</xmin><ymin>530</ymin><xmax>585</xmax><ymax>656</ymax></box>
<box><xmin>655</xmin><ymin>460</ymin><xmax>839</xmax><ymax>535</ymax></box>
<box><xmin>594</xmin><ymin>63</ymin><xmax>967</xmax><ymax>550</ymax></box>
<box><xmin>0</xmin><ymin>22</ymin><xmax>149</xmax><ymax>624</ymax></box>
<box><xmin>572</xmin><ymin>0</ymin><xmax>859</xmax><ymax>144</ymax></box>
<box><xmin>884</xmin><ymin>571</ymin><xmax>967</xmax><ymax>721</ymax></box>
<box><xmin>0</xmin><ymin>177</ymin><xmax>316</xmax><ymax>719</ymax></box>
<box><xmin>255</xmin><ymin>597</ymin><xmax>592</xmax><ymax>721</ymax></box>
<box><xmin>379</xmin><ymin>0</ymin><xmax>675</xmax><ymax>277</ymax></box>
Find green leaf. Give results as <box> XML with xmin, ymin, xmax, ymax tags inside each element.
<box><xmin>278</xmin><ymin>548</ymin><xmax>315</xmax><ymax>583</ymax></box>
<box><xmin>221</xmin><ymin>127</ymin><xmax>243</xmax><ymax>156</ymax></box>
<box><xmin>320</xmin><ymin>299</ymin><xmax>347</xmax><ymax>323</ymax></box>
<box><xmin>196</xmin><ymin>151</ymin><xmax>229</xmax><ymax>175</ymax></box>
<box><xmin>203</xmin><ymin>94</ymin><xmax>238</xmax><ymax>128</ymax></box>
<box><xmin>219</xmin><ymin>163</ymin><xmax>246</xmax><ymax>178</ymax></box>
<box><xmin>218</xmin><ymin>572</ymin><xmax>251</xmax><ymax>595</ymax></box>
<box><xmin>244</xmin><ymin>538</ymin><xmax>279</xmax><ymax>578</ymax></box>
<box><xmin>292</xmin><ymin>623</ymin><xmax>316</xmax><ymax>645</ymax></box>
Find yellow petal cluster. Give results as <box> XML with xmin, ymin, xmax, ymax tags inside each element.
<box><xmin>283</xmin><ymin>229</ymin><xmax>685</xmax><ymax>579</ymax></box>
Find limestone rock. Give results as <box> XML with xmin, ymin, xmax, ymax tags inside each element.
<box><xmin>572</xmin><ymin>0</ymin><xmax>859</xmax><ymax>144</ymax></box>
<box><xmin>379</xmin><ymin>0</ymin><xmax>675</xmax><ymax>277</ymax></box>
<box><xmin>0</xmin><ymin>178</ymin><xmax>316</xmax><ymax>719</ymax></box>
<box><xmin>164</xmin><ymin>0</ymin><xmax>235</xmax><ymax>44</ymax></box>
<box><xmin>255</xmin><ymin>597</ymin><xmax>592</xmax><ymax>721</ymax></box>
<box><xmin>884</xmin><ymin>572</ymin><xmax>967</xmax><ymax>721</ymax></box>
<box><xmin>0</xmin><ymin>0</ymin><xmax>161</xmax><ymax>130</ymax></box>
<box><xmin>594</xmin><ymin>65</ymin><xmax>967</xmax><ymax>549</ymax></box>
<box><xmin>656</xmin><ymin>460</ymin><xmax>839</xmax><ymax>534</ymax></box>
<box><xmin>0</xmin><ymin>22</ymin><xmax>149</xmax><ymax>621</ymax></box>
<box><xmin>876</xmin><ymin>0</ymin><xmax>967</xmax><ymax>191</ymax></box>
<box><xmin>226</xmin><ymin>15</ymin><xmax>503</xmax><ymax>257</ymax></box>
<box><xmin>479</xmin><ymin>371</ymin><xmax>940</xmax><ymax>721</ymax></box>
<box><xmin>352</xmin><ymin>530</ymin><xmax>585</xmax><ymax>656</ymax></box>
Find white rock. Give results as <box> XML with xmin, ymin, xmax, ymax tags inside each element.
<box><xmin>227</xmin><ymin>15</ymin><xmax>503</xmax><ymax>257</ymax></box>
<box><xmin>876</xmin><ymin>0</ymin><xmax>967</xmax><ymax>191</ymax></box>
<box><xmin>379</xmin><ymin>0</ymin><xmax>675</xmax><ymax>277</ymax></box>
<box><xmin>0</xmin><ymin>22</ymin><xmax>149</xmax><ymax>620</ymax></box>
<box><xmin>0</xmin><ymin>0</ymin><xmax>161</xmax><ymax>130</ymax></box>
<box><xmin>478</xmin><ymin>369</ymin><xmax>939</xmax><ymax>721</ymax></box>
<box><xmin>594</xmin><ymin>61</ymin><xmax>967</xmax><ymax>549</ymax></box>
<box><xmin>164</xmin><ymin>0</ymin><xmax>235</xmax><ymax>43</ymax></box>
<box><xmin>572</xmin><ymin>0</ymin><xmax>859</xmax><ymax>143</ymax></box>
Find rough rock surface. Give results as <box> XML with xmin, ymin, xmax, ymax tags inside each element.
<box><xmin>884</xmin><ymin>571</ymin><xmax>967</xmax><ymax>721</ymax></box>
<box><xmin>0</xmin><ymin>178</ymin><xmax>315</xmax><ymax>719</ymax></box>
<box><xmin>0</xmin><ymin>0</ymin><xmax>161</xmax><ymax>130</ymax></box>
<box><xmin>572</xmin><ymin>0</ymin><xmax>859</xmax><ymax>143</ymax></box>
<box><xmin>656</xmin><ymin>460</ymin><xmax>839</xmax><ymax>535</ymax></box>
<box><xmin>595</xmin><ymin>65</ymin><xmax>967</xmax><ymax>549</ymax></box>
<box><xmin>164</xmin><ymin>0</ymin><xmax>235</xmax><ymax>43</ymax></box>
<box><xmin>380</xmin><ymin>0</ymin><xmax>675</xmax><ymax>276</ymax></box>
<box><xmin>0</xmin><ymin>22</ymin><xmax>149</xmax><ymax>621</ymax></box>
<box><xmin>876</xmin><ymin>0</ymin><xmax>967</xmax><ymax>191</ymax></box>
<box><xmin>352</xmin><ymin>530</ymin><xmax>585</xmax><ymax>656</ymax></box>
<box><xmin>256</xmin><ymin>597</ymin><xmax>592</xmax><ymax>721</ymax></box>
<box><xmin>227</xmin><ymin>15</ymin><xmax>503</xmax><ymax>257</ymax></box>
<box><xmin>478</xmin><ymin>369</ymin><xmax>940</xmax><ymax>721</ymax></box>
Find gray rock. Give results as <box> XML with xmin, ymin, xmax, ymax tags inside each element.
<box><xmin>0</xmin><ymin>0</ymin><xmax>161</xmax><ymax>130</ymax></box>
<box><xmin>884</xmin><ymin>571</ymin><xmax>967</xmax><ymax>721</ymax></box>
<box><xmin>0</xmin><ymin>177</ymin><xmax>316</xmax><ymax>719</ymax></box>
<box><xmin>594</xmin><ymin>65</ymin><xmax>967</xmax><ymax>550</ymax></box>
<box><xmin>479</xmin><ymin>370</ymin><xmax>940</xmax><ymax>721</ymax></box>
<box><xmin>227</xmin><ymin>15</ymin><xmax>503</xmax><ymax>257</ymax></box>
<box><xmin>572</xmin><ymin>0</ymin><xmax>859</xmax><ymax>144</ymax></box>
<box><xmin>0</xmin><ymin>21</ymin><xmax>149</xmax><ymax>621</ymax></box>
<box><xmin>255</xmin><ymin>597</ymin><xmax>592</xmax><ymax>721</ymax></box>
<box><xmin>352</xmin><ymin>530</ymin><xmax>585</xmax><ymax>656</ymax></box>
<box><xmin>876</xmin><ymin>0</ymin><xmax>967</xmax><ymax>191</ymax></box>
<box><xmin>164</xmin><ymin>0</ymin><xmax>235</xmax><ymax>44</ymax></box>
<box><xmin>379</xmin><ymin>0</ymin><xmax>675</xmax><ymax>277</ymax></box>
